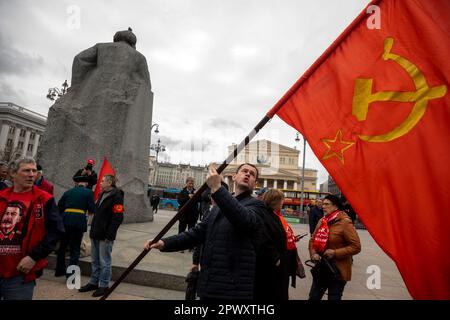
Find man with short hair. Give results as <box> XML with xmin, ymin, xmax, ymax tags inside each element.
<box><xmin>79</xmin><ymin>174</ymin><xmax>124</xmax><ymax>297</ymax></box>
<box><xmin>150</xmin><ymin>194</ymin><xmax>160</xmax><ymax>214</ymax></box>
<box><xmin>55</xmin><ymin>175</ymin><xmax>95</xmax><ymax>277</ymax></box>
<box><xmin>145</xmin><ymin>163</ymin><xmax>269</xmax><ymax>300</ymax></box>
<box><xmin>309</xmin><ymin>199</ymin><xmax>324</xmax><ymax>235</ymax></box>
<box><xmin>177</xmin><ymin>177</ymin><xmax>200</xmax><ymax>234</ymax></box>
<box><xmin>0</xmin><ymin>158</ymin><xmax>64</xmax><ymax>300</ymax></box>
<box><xmin>0</xmin><ymin>161</ymin><xmax>12</xmax><ymax>190</ymax></box>
<box><xmin>34</xmin><ymin>164</ymin><xmax>54</xmax><ymax>195</ymax></box>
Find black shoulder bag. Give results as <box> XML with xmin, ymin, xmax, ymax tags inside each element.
<box><xmin>305</xmin><ymin>257</ymin><xmax>341</xmax><ymax>289</ymax></box>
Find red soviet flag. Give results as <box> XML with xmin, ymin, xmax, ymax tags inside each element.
<box><xmin>94</xmin><ymin>157</ymin><xmax>116</xmax><ymax>202</ymax></box>
<box><xmin>268</xmin><ymin>0</ymin><xmax>450</xmax><ymax>299</ymax></box>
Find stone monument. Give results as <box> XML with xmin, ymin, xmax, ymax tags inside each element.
<box><xmin>38</xmin><ymin>28</ymin><xmax>153</xmax><ymax>223</ymax></box>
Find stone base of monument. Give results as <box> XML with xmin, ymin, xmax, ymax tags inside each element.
<box><xmin>122</xmin><ymin>192</ymin><xmax>153</xmax><ymax>223</ymax></box>
<box><xmin>46</xmin><ymin>255</ymin><xmax>186</xmax><ymax>292</ymax></box>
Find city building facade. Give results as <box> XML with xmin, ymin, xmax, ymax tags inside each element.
<box><xmin>148</xmin><ymin>156</ymin><xmax>207</xmax><ymax>189</ymax></box>
<box><xmin>221</xmin><ymin>140</ymin><xmax>317</xmax><ymax>193</ymax></box>
<box><xmin>0</xmin><ymin>102</ymin><xmax>46</xmax><ymax>161</ymax></box>
<box><xmin>320</xmin><ymin>179</ymin><xmax>329</xmax><ymax>193</ymax></box>
<box><xmin>148</xmin><ymin>140</ymin><xmax>318</xmax><ymax>192</ymax></box>
<box><xmin>327</xmin><ymin>175</ymin><xmax>342</xmax><ymax>196</ymax></box>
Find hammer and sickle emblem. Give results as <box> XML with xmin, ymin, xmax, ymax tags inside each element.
<box><xmin>352</xmin><ymin>37</ymin><xmax>447</xmax><ymax>142</ymax></box>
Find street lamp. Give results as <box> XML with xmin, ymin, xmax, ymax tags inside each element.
<box><xmin>149</xmin><ymin>123</ymin><xmax>161</xmax><ymax>185</ymax></box>
<box><xmin>151</xmin><ymin>123</ymin><xmax>159</xmax><ymax>134</ymax></box>
<box><xmin>46</xmin><ymin>80</ymin><xmax>69</xmax><ymax>101</ymax></box>
<box><xmin>150</xmin><ymin>138</ymin><xmax>166</xmax><ymax>163</ymax></box>
<box><xmin>150</xmin><ymin>123</ymin><xmax>159</xmax><ymax>147</ymax></box>
<box><xmin>296</xmin><ymin>132</ymin><xmax>307</xmax><ymax>214</ymax></box>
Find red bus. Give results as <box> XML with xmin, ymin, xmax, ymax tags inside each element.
<box><xmin>281</xmin><ymin>189</ymin><xmax>329</xmax><ymax>205</ymax></box>
<box><xmin>281</xmin><ymin>189</ymin><xmax>330</xmax><ymax>223</ymax></box>
<box><xmin>255</xmin><ymin>189</ymin><xmax>331</xmax><ymax>223</ymax></box>
<box><xmin>255</xmin><ymin>188</ymin><xmax>330</xmax><ymax>223</ymax></box>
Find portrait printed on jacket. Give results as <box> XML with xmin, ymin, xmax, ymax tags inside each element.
<box><xmin>0</xmin><ymin>201</ymin><xmax>26</xmax><ymax>254</ymax></box>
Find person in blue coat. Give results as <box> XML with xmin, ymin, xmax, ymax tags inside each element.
<box><xmin>55</xmin><ymin>175</ymin><xmax>95</xmax><ymax>277</ymax></box>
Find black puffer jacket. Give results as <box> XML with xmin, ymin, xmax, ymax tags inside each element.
<box><xmin>162</xmin><ymin>187</ymin><xmax>266</xmax><ymax>300</ymax></box>
<box><xmin>90</xmin><ymin>188</ymin><xmax>124</xmax><ymax>241</ymax></box>
<box><xmin>254</xmin><ymin>208</ymin><xmax>287</xmax><ymax>300</ymax></box>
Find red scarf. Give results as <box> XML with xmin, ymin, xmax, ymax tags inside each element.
<box><xmin>312</xmin><ymin>209</ymin><xmax>341</xmax><ymax>253</ymax></box>
<box><xmin>275</xmin><ymin>209</ymin><xmax>297</xmax><ymax>250</ymax></box>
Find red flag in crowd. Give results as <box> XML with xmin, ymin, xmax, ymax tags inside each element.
<box><xmin>268</xmin><ymin>0</ymin><xmax>450</xmax><ymax>299</ymax></box>
<box><xmin>94</xmin><ymin>157</ymin><xmax>116</xmax><ymax>202</ymax></box>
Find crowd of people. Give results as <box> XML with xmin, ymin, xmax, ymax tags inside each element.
<box><xmin>0</xmin><ymin>157</ymin><xmax>362</xmax><ymax>301</ymax></box>
<box><xmin>145</xmin><ymin>162</ymin><xmax>362</xmax><ymax>300</ymax></box>
<box><xmin>0</xmin><ymin>158</ymin><xmax>124</xmax><ymax>300</ymax></box>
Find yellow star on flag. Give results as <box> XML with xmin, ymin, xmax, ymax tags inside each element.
<box><xmin>321</xmin><ymin>130</ymin><xmax>355</xmax><ymax>164</ymax></box>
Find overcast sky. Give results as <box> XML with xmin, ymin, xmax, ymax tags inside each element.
<box><xmin>0</xmin><ymin>0</ymin><xmax>370</xmax><ymax>186</ymax></box>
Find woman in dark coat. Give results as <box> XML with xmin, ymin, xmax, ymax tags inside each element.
<box><xmin>260</xmin><ymin>189</ymin><xmax>303</xmax><ymax>300</ymax></box>
<box><xmin>253</xmin><ymin>189</ymin><xmax>287</xmax><ymax>300</ymax></box>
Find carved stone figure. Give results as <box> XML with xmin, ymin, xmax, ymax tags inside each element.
<box><xmin>38</xmin><ymin>29</ymin><xmax>154</xmax><ymax>222</ymax></box>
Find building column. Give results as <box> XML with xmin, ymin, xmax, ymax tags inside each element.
<box><xmin>294</xmin><ymin>182</ymin><xmax>298</xmax><ymax>190</ymax></box>
<box><xmin>22</xmin><ymin>130</ymin><xmax>31</xmax><ymax>156</ymax></box>
<box><xmin>32</xmin><ymin>133</ymin><xmax>40</xmax><ymax>158</ymax></box>
<box><xmin>229</xmin><ymin>176</ymin><xmax>234</xmax><ymax>192</ymax></box>
<box><xmin>273</xmin><ymin>180</ymin><xmax>278</xmax><ymax>189</ymax></box>
<box><xmin>0</xmin><ymin>123</ymin><xmax>10</xmax><ymax>151</ymax></box>
<box><xmin>263</xmin><ymin>179</ymin><xmax>267</xmax><ymax>188</ymax></box>
<box><xmin>283</xmin><ymin>180</ymin><xmax>288</xmax><ymax>189</ymax></box>
<box><xmin>11</xmin><ymin>127</ymin><xmax>20</xmax><ymax>153</ymax></box>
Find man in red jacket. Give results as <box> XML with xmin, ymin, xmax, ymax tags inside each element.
<box><xmin>34</xmin><ymin>164</ymin><xmax>54</xmax><ymax>195</ymax></box>
<box><xmin>0</xmin><ymin>158</ymin><xmax>64</xmax><ymax>300</ymax></box>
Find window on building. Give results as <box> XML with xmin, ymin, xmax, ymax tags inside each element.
<box><xmin>30</xmin><ymin>132</ymin><xmax>35</xmax><ymax>140</ymax></box>
<box><xmin>27</xmin><ymin>144</ymin><xmax>33</xmax><ymax>152</ymax></box>
<box><xmin>9</xmin><ymin>127</ymin><xmax>15</xmax><ymax>134</ymax></box>
<box><xmin>17</xmin><ymin>142</ymin><xmax>23</xmax><ymax>149</ymax></box>
<box><xmin>6</xmin><ymin>139</ymin><xmax>12</xmax><ymax>147</ymax></box>
<box><xmin>20</xmin><ymin>129</ymin><xmax>26</xmax><ymax>137</ymax></box>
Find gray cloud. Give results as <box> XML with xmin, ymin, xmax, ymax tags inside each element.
<box><xmin>151</xmin><ymin>135</ymin><xmax>182</xmax><ymax>149</ymax></box>
<box><xmin>154</xmin><ymin>134</ymin><xmax>213</xmax><ymax>152</ymax></box>
<box><xmin>210</xmin><ymin>118</ymin><xmax>243</xmax><ymax>131</ymax></box>
<box><xmin>0</xmin><ymin>80</ymin><xmax>27</xmax><ymax>105</ymax></box>
<box><xmin>0</xmin><ymin>33</ymin><xmax>44</xmax><ymax>76</ymax></box>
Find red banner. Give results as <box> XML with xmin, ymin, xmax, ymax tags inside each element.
<box><xmin>270</xmin><ymin>0</ymin><xmax>450</xmax><ymax>299</ymax></box>
<box><xmin>94</xmin><ymin>157</ymin><xmax>116</xmax><ymax>202</ymax></box>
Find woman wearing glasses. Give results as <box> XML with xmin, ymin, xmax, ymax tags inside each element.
<box><xmin>308</xmin><ymin>194</ymin><xmax>361</xmax><ymax>300</ymax></box>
